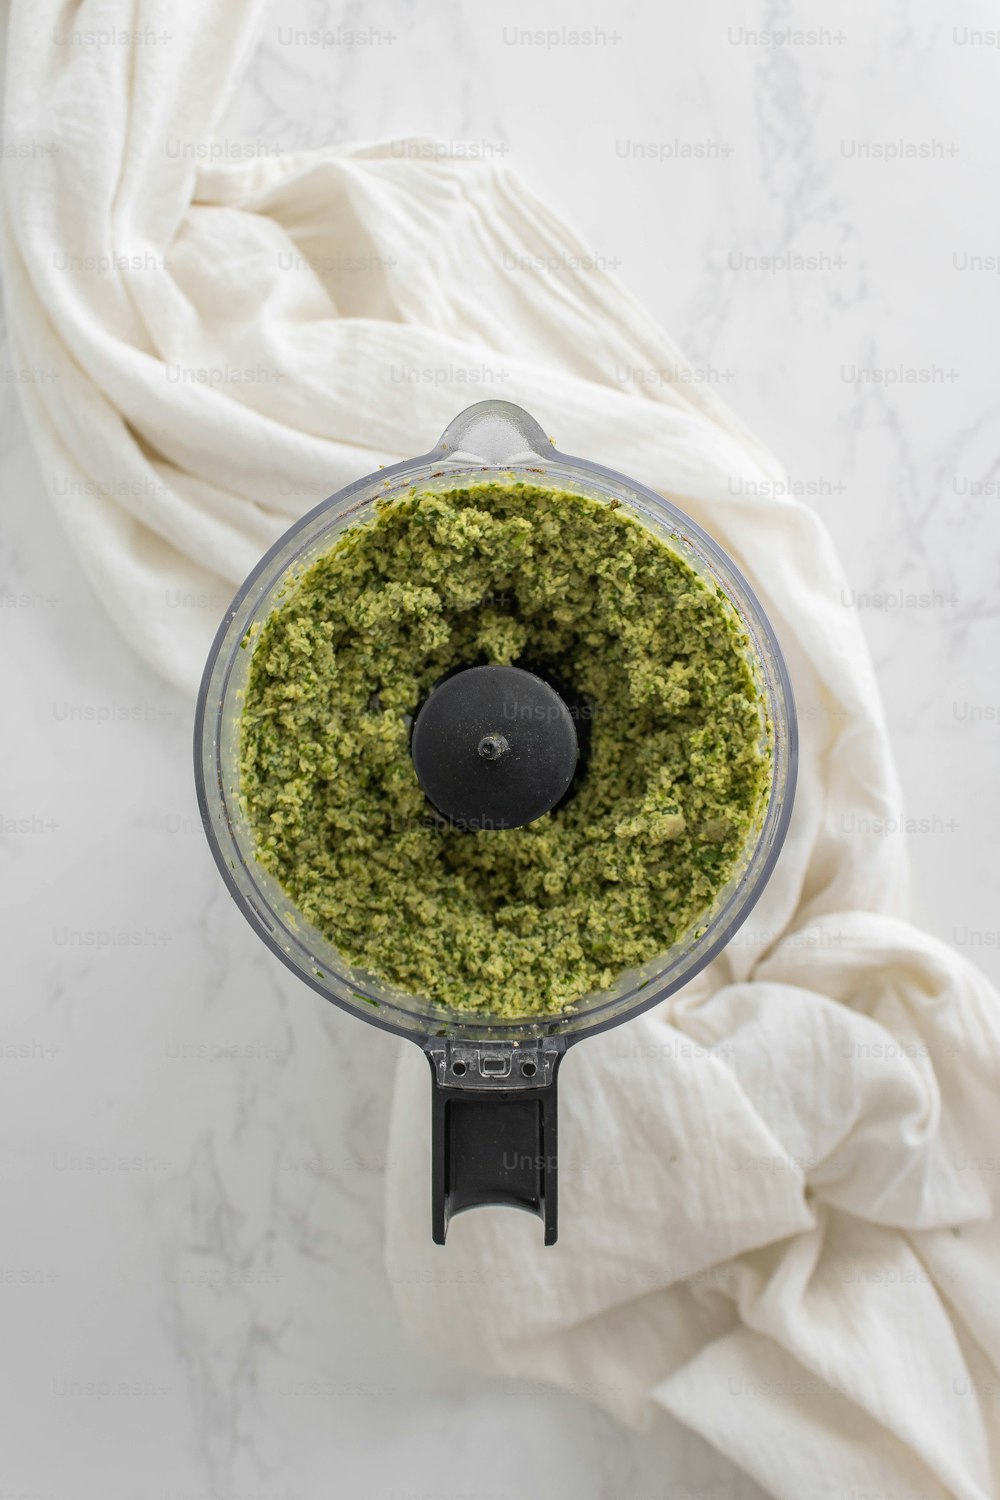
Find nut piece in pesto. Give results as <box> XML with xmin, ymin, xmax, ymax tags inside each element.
<box><xmin>239</xmin><ymin>482</ymin><xmax>771</xmax><ymax>1018</ymax></box>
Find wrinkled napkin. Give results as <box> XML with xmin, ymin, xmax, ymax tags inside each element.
<box><xmin>4</xmin><ymin>2</ymin><xmax>1000</xmax><ymax>1495</ymax></box>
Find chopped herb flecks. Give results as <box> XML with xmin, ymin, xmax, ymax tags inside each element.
<box><xmin>239</xmin><ymin>483</ymin><xmax>770</xmax><ymax>1017</ymax></box>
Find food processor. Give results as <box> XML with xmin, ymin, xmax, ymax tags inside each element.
<box><xmin>194</xmin><ymin>400</ymin><xmax>797</xmax><ymax>1244</ymax></box>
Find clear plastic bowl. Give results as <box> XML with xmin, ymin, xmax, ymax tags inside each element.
<box><xmin>195</xmin><ymin>400</ymin><xmax>797</xmax><ymax>1046</ymax></box>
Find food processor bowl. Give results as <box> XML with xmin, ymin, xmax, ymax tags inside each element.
<box><xmin>195</xmin><ymin>400</ymin><xmax>797</xmax><ymax>1243</ymax></box>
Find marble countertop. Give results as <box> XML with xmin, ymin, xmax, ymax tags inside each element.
<box><xmin>3</xmin><ymin>1</ymin><xmax>998</xmax><ymax>1496</ymax></box>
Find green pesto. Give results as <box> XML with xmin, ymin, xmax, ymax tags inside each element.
<box><xmin>239</xmin><ymin>482</ymin><xmax>770</xmax><ymax>1017</ymax></box>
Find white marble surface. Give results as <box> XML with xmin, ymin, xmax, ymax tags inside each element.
<box><xmin>3</xmin><ymin>1</ymin><xmax>999</xmax><ymax>1496</ymax></box>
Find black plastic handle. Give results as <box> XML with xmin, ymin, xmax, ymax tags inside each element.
<box><xmin>427</xmin><ymin>1047</ymin><xmax>563</xmax><ymax>1245</ymax></box>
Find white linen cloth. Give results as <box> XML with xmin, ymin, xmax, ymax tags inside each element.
<box><xmin>4</xmin><ymin>3</ymin><xmax>999</xmax><ymax>1496</ymax></box>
